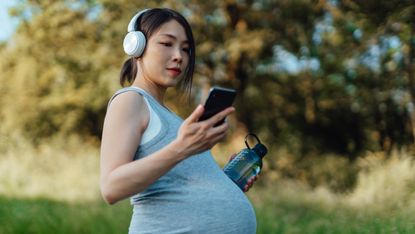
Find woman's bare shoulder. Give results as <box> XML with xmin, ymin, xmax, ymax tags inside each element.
<box><xmin>105</xmin><ymin>90</ymin><xmax>149</xmax><ymax>130</ymax></box>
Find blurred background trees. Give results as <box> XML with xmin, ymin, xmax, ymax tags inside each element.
<box><xmin>1</xmin><ymin>0</ymin><xmax>414</xmax><ymax>185</ymax></box>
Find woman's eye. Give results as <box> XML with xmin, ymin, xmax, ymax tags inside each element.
<box><xmin>182</xmin><ymin>48</ymin><xmax>190</xmax><ymax>53</ymax></box>
<box><xmin>160</xmin><ymin>42</ymin><xmax>172</xmax><ymax>47</ymax></box>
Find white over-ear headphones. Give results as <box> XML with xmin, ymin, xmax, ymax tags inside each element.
<box><xmin>123</xmin><ymin>9</ymin><xmax>150</xmax><ymax>57</ymax></box>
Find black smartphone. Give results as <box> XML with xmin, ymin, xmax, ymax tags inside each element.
<box><xmin>199</xmin><ymin>87</ymin><xmax>237</xmax><ymax>126</ymax></box>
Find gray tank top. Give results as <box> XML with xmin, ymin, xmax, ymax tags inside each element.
<box><xmin>109</xmin><ymin>87</ymin><xmax>256</xmax><ymax>234</ymax></box>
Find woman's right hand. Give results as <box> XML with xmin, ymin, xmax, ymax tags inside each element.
<box><xmin>172</xmin><ymin>105</ymin><xmax>235</xmax><ymax>158</ymax></box>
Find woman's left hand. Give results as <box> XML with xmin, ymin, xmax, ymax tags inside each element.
<box><xmin>228</xmin><ymin>153</ymin><xmax>259</xmax><ymax>193</ymax></box>
<box><xmin>243</xmin><ymin>175</ymin><xmax>258</xmax><ymax>192</ymax></box>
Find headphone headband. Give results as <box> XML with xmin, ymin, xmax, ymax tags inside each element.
<box><xmin>127</xmin><ymin>9</ymin><xmax>150</xmax><ymax>32</ymax></box>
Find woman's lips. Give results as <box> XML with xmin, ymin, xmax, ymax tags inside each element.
<box><xmin>166</xmin><ymin>68</ymin><xmax>182</xmax><ymax>76</ymax></box>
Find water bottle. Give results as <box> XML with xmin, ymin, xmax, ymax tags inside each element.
<box><xmin>223</xmin><ymin>133</ymin><xmax>268</xmax><ymax>190</ymax></box>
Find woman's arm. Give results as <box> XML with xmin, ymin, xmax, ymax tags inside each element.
<box><xmin>100</xmin><ymin>92</ymin><xmax>234</xmax><ymax>204</ymax></box>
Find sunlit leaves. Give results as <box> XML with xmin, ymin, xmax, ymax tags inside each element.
<box><xmin>0</xmin><ymin>0</ymin><xmax>414</xmax><ymax>154</ymax></box>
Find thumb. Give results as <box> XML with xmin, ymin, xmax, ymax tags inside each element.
<box><xmin>228</xmin><ymin>153</ymin><xmax>237</xmax><ymax>162</ymax></box>
<box><xmin>186</xmin><ymin>105</ymin><xmax>205</xmax><ymax>123</ymax></box>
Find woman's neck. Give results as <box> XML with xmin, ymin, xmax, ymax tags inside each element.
<box><xmin>131</xmin><ymin>80</ymin><xmax>166</xmax><ymax>104</ymax></box>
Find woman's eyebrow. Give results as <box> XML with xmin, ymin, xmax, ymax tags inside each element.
<box><xmin>159</xmin><ymin>33</ymin><xmax>189</xmax><ymax>44</ymax></box>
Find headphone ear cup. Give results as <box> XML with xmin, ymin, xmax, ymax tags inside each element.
<box><xmin>123</xmin><ymin>31</ymin><xmax>146</xmax><ymax>57</ymax></box>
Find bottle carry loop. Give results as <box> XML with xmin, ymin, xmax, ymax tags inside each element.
<box><xmin>244</xmin><ymin>133</ymin><xmax>261</xmax><ymax>149</ymax></box>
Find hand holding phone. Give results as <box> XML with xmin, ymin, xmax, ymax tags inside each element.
<box><xmin>199</xmin><ymin>87</ymin><xmax>236</xmax><ymax>126</ymax></box>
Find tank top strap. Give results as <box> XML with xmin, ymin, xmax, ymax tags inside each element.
<box><xmin>107</xmin><ymin>86</ymin><xmax>172</xmax><ymax>115</ymax></box>
<box><xmin>107</xmin><ymin>87</ymin><xmax>152</xmax><ymax>109</ymax></box>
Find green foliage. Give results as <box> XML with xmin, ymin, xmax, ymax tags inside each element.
<box><xmin>1</xmin><ymin>0</ymin><xmax>414</xmax><ymax>157</ymax></box>
<box><xmin>0</xmin><ymin>0</ymin><xmax>112</xmax><ymax>142</ymax></box>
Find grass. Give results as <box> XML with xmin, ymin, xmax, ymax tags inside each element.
<box><xmin>1</xmin><ymin>190</ymin><xmax>414</xmax><ymax>234</ymax></box>
<box><xmin>0</xmin><ymin>196</ymin><xmax>131</xmax><ymax>234</ymax></box>
<box><xmin>1</xmin><ymin>136</ymin><xmax>415</xmax><ymax>233</ymax></box>
<box><xmin>254</xmin><ymin>183</ymin><xmax>415</xmax><ymax>234</ymax></box>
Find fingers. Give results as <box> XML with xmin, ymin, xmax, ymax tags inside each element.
<box><xmin>178</xmin><ymin>105</ymin><xmax>234</xmax><ymax>156</ymax></box>
<box><xmin>185</xmin><ymin>105</ymin><xmax>205</xmax><ymax>123</ymax></box>
<box><xmin>185</xmin><ymin>128</ymin><xmax>228</xmax><ymax>155</ymax></box>
<box><xmin>204</xmin><ymin>125</ymin><xmax>229</xmax><ymax>148</ymax></box>
<box><xmin>244</xmin><ymin>181</ymin><xmax>253</xmax><ymax>192</ymax></box>
<box><xmin>206</xmin><ymin>107</ymin><xmax>235</xmax><ymax>127</ymax></box>
<box><xmin>243</xmin><ymin>175</ymin><xmax>259</xmax><ymax>192</ymax></box>
<box><xmin>187</xmin><ymin>105</ymin><xmax>234</xmax><ymax>128</ymax></box>
<box><xmin>228</xmin><ymin>153</ymin><xmax>237</xmax><ymax>162</ymax></box>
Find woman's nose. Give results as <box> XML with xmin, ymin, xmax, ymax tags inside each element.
<box><xmin>172</xmin><ymin>47</ymin><xmax>183</xmax><ymax>62</ymax></box>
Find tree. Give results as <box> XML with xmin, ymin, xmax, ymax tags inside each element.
<box><xmin>1</xmin><ymin>0</ymin><xmax>414</xmax><ymax>159</ymax></box>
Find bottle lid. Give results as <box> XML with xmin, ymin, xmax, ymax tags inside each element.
<box><xmin>245</xmin><ymin>133</ymin><xmax>268</xmax><ymax>158</ymax></box>
<box><xmin>252</xmin><ymin>143</ymin><xmax>268</xmax><ymax>158</ymax></box>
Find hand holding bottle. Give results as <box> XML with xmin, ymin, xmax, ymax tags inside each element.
<box><xmin>223</xmin><ymin>133</ymin><xmax>268</xmax><ymax>191</ymax></box>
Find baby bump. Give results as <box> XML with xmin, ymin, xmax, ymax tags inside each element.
<box><xmin>129</xmin><ymin>189</ymin><xmax>256</xmax><ymax>234</ymax></box>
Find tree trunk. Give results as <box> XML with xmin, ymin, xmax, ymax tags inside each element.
<box><xmin>408</xmin><ymin>11</ymin><xmax>415</xmax><ymax>144</ymax></box>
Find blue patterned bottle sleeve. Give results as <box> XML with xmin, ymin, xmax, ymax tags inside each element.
<box><xmin>223</xmin><ymin>134</ymin><xmax>267</xmax><ymax>190</ymax></box>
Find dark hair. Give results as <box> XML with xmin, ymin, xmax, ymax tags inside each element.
<box><xmin>120</xmin><ymin>8</ymin><xmax>196</xmax><ymax>95</ymax></box>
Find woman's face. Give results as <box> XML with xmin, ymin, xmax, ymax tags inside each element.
<box><xmin>139</xmin><ymin>19</ymin><xmax>190</xmax><ymax>89</ymax></box>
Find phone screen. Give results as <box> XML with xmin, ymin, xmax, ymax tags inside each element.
<box><xmin>199</xmin><ymin>87</ymin><xmax>236</xmax><ymax>125</ymax></box>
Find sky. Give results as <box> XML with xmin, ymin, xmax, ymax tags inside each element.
<box><xmin>0</xmin><ymin>1</ymin><xmax>19</xmax><ymax>41</ymax></box>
